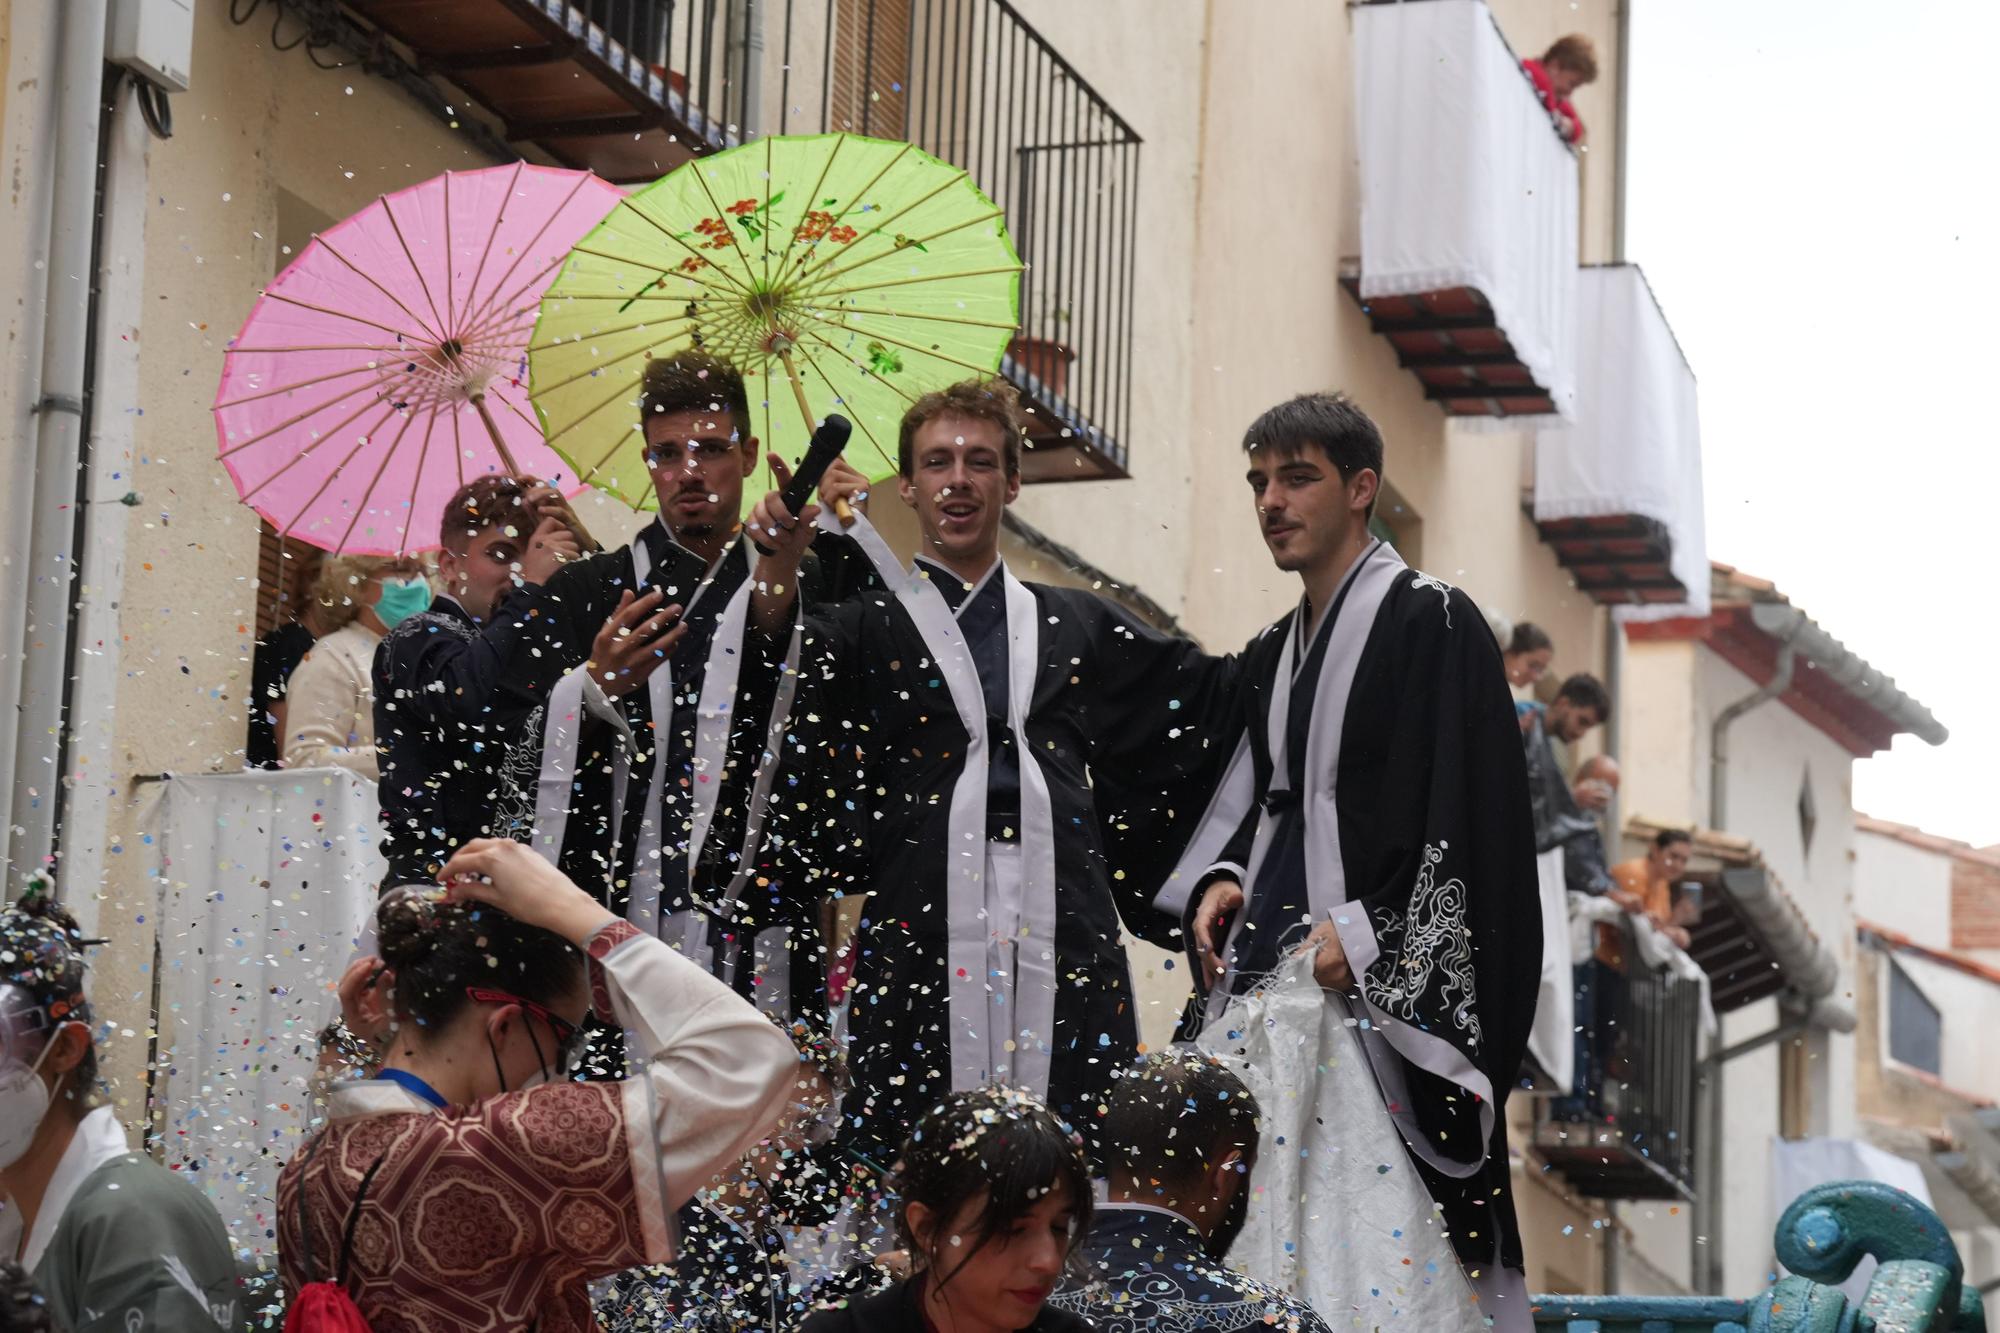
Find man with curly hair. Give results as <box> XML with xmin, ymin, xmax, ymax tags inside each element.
<box><xmin>743</xmin><ymin>378</ymin><xmax>1237</xmax><ymax>1168</ymax></box>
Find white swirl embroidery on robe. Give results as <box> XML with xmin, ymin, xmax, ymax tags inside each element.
<box><xmin>1364</xmin><ymin>842</ymin><xmax>1482</xmax><ymax>1044</ymax></box>
<box><xmin>1409</xmin><ymin>571</ymin><xmax>1455</xmax><ymax>626</ymax></box>
<box><xmin>491</xmin><ymin>702</ymin><xmax>545</xmax><ymax>842</ymax></box>
<box><xmin>1052</xmin><ymin>1274</ymin><xmax>1328</xmax><ymax>1333</ymax></box>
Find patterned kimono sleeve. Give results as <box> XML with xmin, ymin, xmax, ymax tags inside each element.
<box><xmin>586</xmin><ymin>921</ymin><xmax>800</xmax><ymax>1261</ymax></box>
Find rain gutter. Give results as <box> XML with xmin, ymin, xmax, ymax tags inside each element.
<box><xmin>7</xmin><ymin>1</ymin><xmax>109</xmax><ymax>896</ymax></box>
<box><xmin>1746</xmin><ymin>602</ymin><xmax>1948</xmax><ymax>747</ymax></box>
<box><xmin>1612</xmin><ymin>0</ymin><xmax>1632</xmax><ymax>261</ymax></box>
<box><xmin>1708</xmin><ymin>610</ymin><xmax>1805</xmax><ymax>834</ymax></box>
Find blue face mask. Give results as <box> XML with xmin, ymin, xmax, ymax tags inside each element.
<box><xmin>373</xmin><ymin>576</ymin><xmax>431</xmax><ymax>630</ymax></box>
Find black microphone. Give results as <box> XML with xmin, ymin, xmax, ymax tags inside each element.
<box><xmin>754</xmin><ymin>412</ymin><xmax>852</xmax><ymax>555</ymax></box>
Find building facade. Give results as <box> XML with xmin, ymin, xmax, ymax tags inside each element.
<box><xmin>1853</xmin><ymin>817</ymin><xmax>2000</xmax><ymax>1316</ymax></box>
<box><xmin>0</xmin><ymin>0</ymin><xmax>1749</xmax><ymax>1299</ymax></box>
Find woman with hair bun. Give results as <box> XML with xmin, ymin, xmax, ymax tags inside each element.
<box><xmin>801</xmin><ymin>1087</ymin><xmax>1094</xmax><ymax>1333</ymax></box>
<box><xmin>0</xmin><ymin>884</ymin><xmax>240</xmax><ymax>1332</ymax></box>
<box><xmin>277</xmin><ymin>839</ymin><xmax>798</xmax><ymax>1333</ymax></box>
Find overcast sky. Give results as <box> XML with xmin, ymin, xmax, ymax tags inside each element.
<box><xmin>1625</xmin><ymin>0</ymin><xmax>1999</xmax><ymax>845</ymax></box>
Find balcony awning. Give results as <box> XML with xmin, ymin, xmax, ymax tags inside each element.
<box><xmin>1534</xmin><ymin>264</ymin><xmax>1709</xmax><ymax>617</ymax></box>
<box><xmin>1352</xmin><ymin>0</ymin><xmax>1578</xmax><ymax>422</ymax></box>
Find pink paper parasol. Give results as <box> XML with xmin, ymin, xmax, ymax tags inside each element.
<box><xmin>214</xmin><ymin>162</ymin><xmax>624</xmax><ymax>555</ymax></box>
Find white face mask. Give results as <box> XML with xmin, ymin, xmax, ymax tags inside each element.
<box><xmin>0</xmin><ymin>1034</ymin><xmax>64</xmax><ymax>1170</ymax></box>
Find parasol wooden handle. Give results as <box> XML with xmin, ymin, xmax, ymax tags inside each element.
<box><xmin>469</xmin><ymin>392</ymin><xmax>522</xmax><ymax>476</ymax></box>
<box><xmin>777</xmin><ymin>347</ymin><xmax>854</xmax><ymax>523</ymax></box>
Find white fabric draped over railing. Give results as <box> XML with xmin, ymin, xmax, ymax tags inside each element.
<box><xmin>1533</xmin><ymin>264</ymin><xmax>1710</xmax><ymax>620</ymax></box>
<box><xmin>145</xmin><ymin>769</ymin><xmax>382</xmax><ymax>1257</ymax></box>
<box><xmin>1354</xmin><ymin>0</ymin><xmax>1579</xmax><ymax>422</ymax></box>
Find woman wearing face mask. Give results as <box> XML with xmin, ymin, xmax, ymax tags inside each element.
<box><xmin>277</xmin><ymin>838</ymin><xmax>797</xmax><ymax>1332</ymax></box>
<box><xmin>800</xmin><ymin>1087</ymin><xmax>1094</xmax><ymax>1333</ymax></box>
<box><xmin>280</xmin><ymin>553</ymin><xmax>432</xmax><ymax>777</ymax></box>
<box><xmin>0</xmin><ymin>887</ymin><xmax>241</xmax><ymax>1332</ymax></box>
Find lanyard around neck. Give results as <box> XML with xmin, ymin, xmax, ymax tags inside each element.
<box><xmin>373</xmin><ymin>1068</ymin><xmax>448</xmax><ymax>1110</ymax></box>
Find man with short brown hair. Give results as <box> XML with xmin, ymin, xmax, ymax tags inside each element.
<box><xmin>1524</xmin><ymin>33</ymin><xmax>1599</xmax><ymax>144</ymax></box>
<box><xmin>742</xmin><ymin>377</ymin><xmax>1235</xmax><ymax>1164</ymax></box>
<box><xmin>373</xmin><ymin>472</ymin><xmax>625</xmax><ymax>886</ymax></box>
<box><xmin>1166</xmin><ymin>390</ymin><xmax>1541</xmax><ymax>1324</ymax></box>
<box><xmin>440</xmin><ymin>350</ymin><xmax>888</xmax><ymax>1021</ymax></box>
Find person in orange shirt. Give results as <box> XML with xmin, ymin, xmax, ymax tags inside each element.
<box><xmin>1609</xmin><ymin>829</ymin><xmax>1694</xmax><ymax>948</ymax></box>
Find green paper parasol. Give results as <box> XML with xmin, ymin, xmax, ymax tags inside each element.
<box><xmin>530</xmin><ymin>133</ymin><xmax>1022</xmax><ymax>507</ymax></box>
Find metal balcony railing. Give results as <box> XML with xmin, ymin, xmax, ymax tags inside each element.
<box><xmin>783</xmin><ymin>0</ymin><xmax>1141</xmax><ymax>478</ymax></box>
<box><xmin>1535</xmin><ymin>917</ymin><xmax>1701</xmax><ymax>1200</ymax></box>
<box><xmin>343</xmin><ymin>0</ymin><xmax>1141</xmax><ymax>479</ymax></box>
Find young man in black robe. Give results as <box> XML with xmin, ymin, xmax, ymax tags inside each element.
<box><xmin>1157</xmin><ymin>393</ymin><xmax>1541</xmax><ymax>1326</ymax></box>
<box><xmin>741</xmin><ymin>378</ymin><xmax>1233</xmax><ymax>1170</ymax></box>
<box><xmin>444</xmin><ymin>351</ymin><xmax>889</xmax><ymax>1012</ymax></box>
<box><xmin>374</xmin><ymin>474</ymin><xmax>674</xmax><ymax>888</ymax></box>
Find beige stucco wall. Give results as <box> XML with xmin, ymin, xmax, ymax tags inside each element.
<box><xmin>1621</xmin><ymin>638</ymin><xmax>1700</xmax><ymax>825</ymax></box>
<box><xmin>998</xmin><ymin>0</ymin><xmax>1621</xmax><ymax>668</ymax></box>
<box><xmin>21</xmin><ymin>0</ymin><xmax>1653</xmax><ymax>1289</ymax></box>
<box><xmin>77</xmin><ymin>4</ymin><xmax>524</xmax><ymax>1122</ymax></box>
<box><xmin>1856</xmin><ymin>831</ymin><xmax>1955</xmax><ymax>948</ymax></box>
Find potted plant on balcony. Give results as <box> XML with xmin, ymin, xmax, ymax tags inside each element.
<box><xmin>1008</xmin><ymin>306</ymin><xmax>1075</xmax><ymax>398</ymax></box>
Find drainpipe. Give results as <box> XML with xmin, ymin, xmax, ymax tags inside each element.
<box><xmin>738</xmin><ymin>0</ymin><xmax>764</xmax><ymax>137</ymax></box>
<box><xmin>1708</xmin><ymin>613</ymin><xmax>1805</xmax><ymax>831</ymax></box>
<box><xmin>7</xmin><ymin>1</ymin><xmax>110</xmax><ymax>896</ymax></box>
<box><xmin>1612</xmin><ymin>0</ymin><xmax>1634</xmax><ymax>262</ymax></box>
<box><xmin>1691</xmin><ymin>611</ymin><xmax>1808</xmax><ymax>1292</ymax></box>
<box><xmin>1604</xmin><ymin>616</ymin><xmax>1625</xmax><ymax>849</ymax></box>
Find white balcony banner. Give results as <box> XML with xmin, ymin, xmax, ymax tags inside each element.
<box><xmin>1533</xmin><ymin>264</ymin><xmax>1710</xmax><ymax>620</ymax></box>
<box><xmin>146</xmin><ymin>769</ymin><xmax>384</xmax><ymax>1258</ymax></box>
<box><xmin>1355</xmin><ymin>0</ymin><xmax>1579</xmax><ymax>421</ymax></box>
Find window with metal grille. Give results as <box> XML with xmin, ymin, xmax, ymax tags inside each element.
<box><xmin>1887</xmin><ymin>959</ymin><xmax>1942</xmax><ymax>1077</ymax></box>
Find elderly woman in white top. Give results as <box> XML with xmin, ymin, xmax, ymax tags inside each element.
<box><xmin>281</xmin><ymin>554</ymin><xmax>429</xmax><ymax>778</ymax></box>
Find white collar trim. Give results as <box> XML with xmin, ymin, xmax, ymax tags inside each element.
<box><xmin>10</xmin><ymin>1104</ymin><xmax>129</xmax><ymax>1269</ymax></box>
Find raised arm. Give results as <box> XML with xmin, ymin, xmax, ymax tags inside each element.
<box><xmin>437</xmin><ymin>841</ymin><xmax>798</xmax><ymax>1237</ymax></box>
<box><xmin>745</xmin><ymin>453</ymin><xmax>824</xmax><ymax>635</ymax></box>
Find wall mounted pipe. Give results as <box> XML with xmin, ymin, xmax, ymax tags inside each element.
<box><xmin>1708</xmin><ymin>613</ymin><xmax>1804</xmax><ymax>833</ymax></box>
<box><xmin>8</xmin><ymin>1</ymin><xmax>110</xmax><ymax>895</ymax></box>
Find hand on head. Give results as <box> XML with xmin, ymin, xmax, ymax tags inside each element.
<box><xmin>519</xmin><ymin>481</ymin><xmax>596</xmax><ymax>546</ymax></box>
<box><xmin>512</xmin><ymin>480</ymin><xmax>596</xmax><ymax>582</ymax></box>
<box><xmin>435</xmin><ymin>838</ymin><xmax>615</xmax><ymax>946</ymax></box>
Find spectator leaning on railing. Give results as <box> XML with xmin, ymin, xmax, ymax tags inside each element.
<box><xmin>1610</xmin><ymin>829</ymin><xmax>1699</xmax><ymax>950</ymax></box>
<box><xmin>1523</xmin><ymin>34</ymin><xmax>1598</xmax><ymax>145</ymax></box>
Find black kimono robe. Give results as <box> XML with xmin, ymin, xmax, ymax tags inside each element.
<box><xmin>374</xmin><ymin>591</ymin><xmax>571</xmax><ymax>887</ymax></box>
<box><xmin>498</xmin><ymin>515</ymin><xmax>887</xmax><ymax>1009</ymax></box>
<box><xmin>1132</xmin><ymin>540</ymin><xmax>1541</xmax><ymax>1302</ymax></box>
<box><xmin>756</xmin><ymin>558</ymin><xmax>1234</xmax><ymax>1165</ymax></box>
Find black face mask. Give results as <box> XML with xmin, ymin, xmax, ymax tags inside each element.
<box><xmin>1206</xmin><ymin>1165</ymin><xmax>1251</xmax><ymax>1260</ymax></box>
<box><xmin>485</xmin><ymin>1018</ymin><xmax>553</xmax><ymax>1096</ymax></box>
